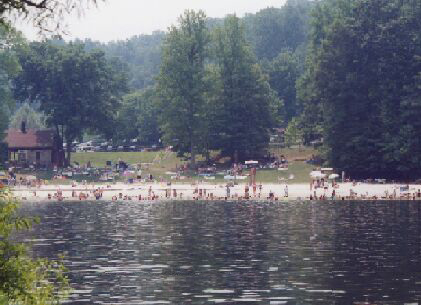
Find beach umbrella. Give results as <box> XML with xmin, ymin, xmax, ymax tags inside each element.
<box><xmin>310</xmin><ymin>171</ymin><xmax>325</xmax><ymax>179</ymax></box>
<box><xmin>328</xmin><ymin>173</ymin><xmax>340</xmax><ymax>180</ymax></box>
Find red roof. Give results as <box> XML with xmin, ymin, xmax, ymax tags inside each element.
<box><xmin>5</xmin><ymin>129</ymin><xmax>55</xmax><ymax>149</ymax></box>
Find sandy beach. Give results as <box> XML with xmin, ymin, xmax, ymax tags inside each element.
<box><xmin>10</xmin><ymin>181</ymin><xmax>421</xmax><ymax>202</ymax></box>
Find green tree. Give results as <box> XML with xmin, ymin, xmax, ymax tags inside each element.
<box><xmin>81</xmin><ymin>32</ymin><xmax>165</xmax><ymax>90</ymax></box>
<box><xmin>157</xmin><ymin>10</ymin><xmax>209</xmax><ymax>166</ymax></box>
<box><xmin>284</xmin><ymin>117</ymin><xmax>302</xmax><ymax>148</ymax></box>
<box><xmin>211</xmin><ymin>15</ymin><xmax>277</xmax><ymax>161</ymax></box>
<box><xmin>266</xmin><ymin>50</ymin><xmax>299</xmax><ymax>123</ymax></box>
<box><xmin>14</xmin><ymin>41</ymin><xmax>128</xmax><ymax>165</ymax></box>
<box><xmin>9</xmin><ymin>103</ymin><xmax>46</xmax><ymax>130</ymax></box>
<box><xmin>0</xmin><ymin>24</ymin><xmax>23</xmax><ymax>141</ymax></box>
<box><xmin>0</xmin><ymin>187</ymin><xmax>70</xmax><ymax>304</ymax></box>
<box><xmin>244</xmin><ymin>0</ymin><xmax>314</xmax><ymax>60</ymax></box>
<box><xmin>301</xmin><ymin>0</ymin><xmax>421</xmax><ymax>178</ymax></box>
<box><xmin>135</xmin><ymin>88</ymin><xmax>161</xmax><ymax>146</ymax></box>
<box><xmin>296</xmin><ymin>0</ymin><xmax>342</xmax><ymax>145</ymax></box>
<box><xmin>115</xmin><ymin>88</ymin><xmax>161</xmax><ymax>146</ymax></box>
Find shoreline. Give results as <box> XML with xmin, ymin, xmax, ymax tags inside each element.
<box><xmin>9</xmin><ymin>182</ymin><xmax>421</xmax><ymax>202</ymax></box>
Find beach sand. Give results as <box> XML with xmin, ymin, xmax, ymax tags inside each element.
<box><xmin>10</xmin><ymin>181</ymin><xmax>421</xmax><ymax>202</ymax></box>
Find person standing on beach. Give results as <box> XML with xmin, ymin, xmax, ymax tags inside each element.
<box><xmin>284</xmin><ymin>185</ymin><xmax>288</xmax><ymax>197</ymax></box>
<box><xmin>226</xmin><ymin>185</ymin><xmax>230</xmax><ymax>198</ymax></box>
<box><xmin>245</xmin><ymin>184</ymin><xmax>249</xmax><ymax>199</ymax></box>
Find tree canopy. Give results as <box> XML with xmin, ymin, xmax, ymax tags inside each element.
<box><xmin>264</xmin><ymin>50</ymin><xmax>300</xmax><ymax>123</ymax></box>
<box><xmin>80</xmin><ymin>32</ymin><xmax>165</xmax><ymax>91</ymax></box>
<box><xmin>0</xmin><ymin>0</ymin><xmax>102</xmax><ymax>34</ymax></box>
<box><xmin>0</xmin><ymin>24</ymin><xmax>23</xmax><ymax>141</ymax></box>
<box><xmin>298</xmin><ymin>0</ymin><xmax>421</xmax><ymax>179</ymax></box>
<box><xmin>9</xmin><ymin>102</ymin><xmax>46</xmax><ymax>130</ymax></box>
<box><xmin>243</xmin><ymin>0</ymin><xmax>314</xmax><ymax>61</ymax></box>
<box><xmin>114</xmin><ymin>88</ymin><xmax>161</xmax><ymax>146</ymax></box>
<box><xmin>210</xmin><ymin>15</ymin><xmax>277</xmax><ymax>161</ymax></box>
<box><xmin>157</xmin><ymin>10</ymin><xmax>209</xmax><ymax>166</ymax></box>
<box><xmin>14</xmin><ymin>41</ymin><xmax>128</xmax><ymax>164</ymax></box>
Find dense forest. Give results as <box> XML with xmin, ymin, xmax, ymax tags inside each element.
<box><xmin>1</xmin><ymin>0</ymin><xmax>420</xmax><ymax>178</ymax></box>
<box><xmin>298</xmin><ymin>0</ymin><xmax>420</xmax><ymax>179</ymax></box>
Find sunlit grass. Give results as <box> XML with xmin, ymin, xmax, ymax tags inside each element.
<box><xmin>30</xmin><ymin>148</ymin><xmax>317</xmax><ymax>184</ymax></box>
<box><xmin>72</xmin><ymin>152</ymin><xmax>158</xmax><ymax>168</ymax></box>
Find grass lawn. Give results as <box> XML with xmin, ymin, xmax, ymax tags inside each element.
<box><xmin>16</xmin><ymin>148</ymin><xmax>317</xmax><ymax>184</ymax></box>
<box><xmin>270</xmin><ymin>146</ymin><xmax>317</xmax><ymax>161</ymax></box>
<box><xmin>72</xmin><ymin>151</ymin><xmax>159</xmax><ymax>168</ymax></box>
<box><xmin>254</xmin><ymin>162</ymin><xmax>315</xmax><ymax>184</ymax></box>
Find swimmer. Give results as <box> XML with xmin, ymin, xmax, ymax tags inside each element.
<box><xmin>79</xmin><ymin>192</ymin><xmax>86</xmax><ymax>200</ymax></box>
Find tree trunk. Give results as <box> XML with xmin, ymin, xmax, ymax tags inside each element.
<box><xmin>54</xmin><ymin>125</ymin><xmax>64</xmax><ymax>168</ymax></box>
<box><xmin>190</xmin><ymin>140</ymin><xmax>196</xmax><ymax>168</ymax></box>
<box><xmin>66</xmin><ymin>140</ymin><xmax>72</xmax><ymax>167</ymax></box>
<box><xmin>205</xmin><ymin>149</ymin><xmax>210</xmax><ymax>164</ymax></box>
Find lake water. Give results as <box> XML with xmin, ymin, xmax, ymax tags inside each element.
<box><xmin>21</xmin><ymin>200</ymin><xmax>421</xmax><ymax>304</ymax></box>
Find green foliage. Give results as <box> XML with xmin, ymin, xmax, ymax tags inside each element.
<box><xmin>284</xmin><ymin>117</ymin><xmax>303</xmax><ymax>148</ymax></box>
<box><xmin>14</xmin><ymin>41</ymin><xmax>128</xmax><ymax>164</ymax></box>
<box><xmin>243</xmin><ymin>0</ymin><xmax>314</xmax><ymax>60</ymax></box>
<box><xmin>210</xmin><ymin>15</ymin><xmax>277</xmax><ymax>161</ymax></box>
<box><xmin>9</xmin><ymin>103</ymin><xmax>46</xmax><ymax>130</ymax></box>
<box><xmin>295</xmin><ymin>0</ymin><xmax>341</xmax><ymax>144</ymax></box>
<box><xmin>157</xmin><ymin>10</ymin><xmax>210</xmax><ymax>165</ymax></box>
<box><xmin>265</xmin><ymin>50</ymin><xmax>299</xmax><ymax>123</ymax></box>
<box><xmin>115</xmin><ymin>88</ymin><xmax>161</xmax><ymax>145</ymax></box>
<box><xmin>0</xmin><ymin>188</ymin><xmax>70</xmax><ymax>304</ymax></box>
<box><xmin>0</xmin><ymin>24</ymin><xmax>24</xmax><ymax>141</ymax></box>
<box><xmin>300</xmin><ymin>0</ymin><xmax>421</xmax><ymax>179</ymax></box>
<box><xmin>80</xmin><ymin>32</ymin><xmax>165</xmax><ymax>90</ymax></box>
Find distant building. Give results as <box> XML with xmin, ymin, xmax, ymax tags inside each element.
<box><xmin>5</xmin><ymin>122</ymin><xmax>62</xmax><ymax>167</ymax></box>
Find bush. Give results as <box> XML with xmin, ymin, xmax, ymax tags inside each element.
<box><xmin>0</xmin><ymin>187</ymin><xmax>70</xmax><ymax>304</ymax></box>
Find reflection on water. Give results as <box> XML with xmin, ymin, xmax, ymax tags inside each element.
<box><xmin>20</xmin><ymin>200</ymin><xmax>421</xmax><ymax>304</ymax></box>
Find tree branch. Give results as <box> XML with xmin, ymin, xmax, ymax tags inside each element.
<box><xmin>20</xmin><ymin>0</ymin><xmax>48</xmax><ymax>9</ymax></box>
